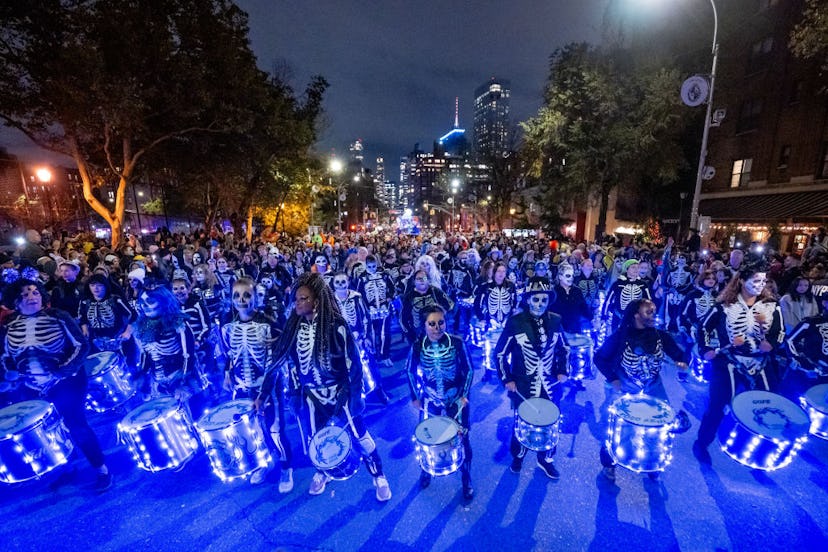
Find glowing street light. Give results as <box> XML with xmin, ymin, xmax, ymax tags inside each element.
<box><xmin>329</xmin><ymin>157</ymin><xmax>344</xmax><ymax>231</ymax></box>
<box><xmin>35</xmin><ymin>168</ymin><xmax>52</xmax><ymax>183</ymax></box>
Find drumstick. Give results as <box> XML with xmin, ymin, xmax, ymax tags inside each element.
<box><xmin>513</xmin><ymin>389</ymin><xmax>540</xmax><ymax>413</ymax></box>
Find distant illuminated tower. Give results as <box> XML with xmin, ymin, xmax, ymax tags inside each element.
<box><xmin>375</xmin><ymin>157</ymin><xmax>386</xmax><ymax>206</ymax></box>
<box><xmin>438</xmin><ymin>97</ymin><xmax>467</xmax><ymax>157</ymax></box>
<box><xmin>473</xmin><ymin>78</ymin><xmax>511</xmax><ymax>160</ymax></box>
<box><xmin>349</xmin><ymin>139</ymin><xmax>364</xmax><ymax>162</ymax></box>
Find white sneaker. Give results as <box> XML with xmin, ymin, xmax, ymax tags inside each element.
<box><xmin>374</xmin><ymin>475</ymin><xmax>392</xmax><ymax>502</ymax></box>
<box><xmin>278</xmin><ymin>468</ymin><xmax>294</xmax><ymax>494</ymax></box>
<box><xmin>249</xmin><ymin>466</ymin><xmax>269</xmax><ymax>485</ymax></box>
<box><xmin>309</xmin><ymin>472</ymin><xmax>330</xmax><ymax>495</ymax></box>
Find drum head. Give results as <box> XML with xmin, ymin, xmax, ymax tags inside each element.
<box><xmin>804</xmin><ymin>384</ymin><xmax>828</xmax><ymax>412</ymax></box>
<box><xmin>415</xmin><ymin>416</ymin><xmax>460</xmax><ymax>445</ymax></box>
<box><xmin>518</xmin><ymin>398</ymin><xmax>560</xmax><ymax>426</ymax></box>
<box><xmin>197</xmin><ymin>400</ymin><xmax>252</xmax><ymax>430</ymax></box>
<box><xmin>309</xmin><ymin>426</ymin><xmax>351</xmax><ymax>469</ymax></box>
<box><xmin>122</xmin><ymin>397</ymin><xmax>181</xmax><ymax>428</ymax></box>
<box><xmin>84</xmin><ymin>352</ymin><xmax>118</xmax><ymax>376</ymax></box>
<box><xmin>612</xmin><ymin>394</ymin><xmax>675</xmax><ymax>427</ymax></box>
<box><xmin>732</xmin><ymin>391</ymin><xmax>809</xmax><ymax>439</ymax></box>
<box><xmin>0</xmin><ymin>400</ymin><xmax>51</xmax><ymax>437</ymax></box>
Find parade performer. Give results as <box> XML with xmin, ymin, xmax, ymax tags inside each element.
<box><xmin>552</xmin><ymin>263</ymin><xmax>594</xmax><ymax>382</ymax></box>
<box><xmin>400</xmin><ymin>269</ymin><xmax>454</xmax><ymax>345</ymax></box>
<box><xmin>221</xmin><ymin>278</ymin><xmax>293</xmax><ymax>489</ymax></box>
<box><xmin>132</xmin><ymin>285</ymin><xmax>208</xmax><ymax>417</ymax></box>
<box><xmin>171</xmin><ymin>277</ymin><xmax>220</xmax><ymax>396</ymax></box>
<box><xmin>0</xmin><ymin>279</ymin><xmax>112</xmax><ymax>491</ymax></box>
<box><xmin>677</xmin><ymin>270</ymin><xmax>719</xmax><ymax>380</ymax></box>
<box><xmin>356</xmin><ymin>255</ymin><xmax>396</xmax><ymax>368</ymax></box>
<box><xmin>595</xmin><ymin>298</ymin><xmax>690</xmax><ymax>481</ymax></box>
<box><xmin>406</xmin><ymin>305</ymin><xmax>474</xmax><ymax>500</ymax></box>
<box><xmin>602</xmin><ymin>259</ymin><xmax>651</xmax><ymax>332</ymax></box>
<box><xmin>257</xmin><ymin>273</ymin><xmax>392</xmax><ymax>501</ymax></box>
<box><xmin>494</xmin><ymin>280</ymin><xmax>568</xmax><ymax>479</ymax></box>
<box><xmin>575</xmin><ymin>258</ymin><xmax>601</xmax><ymax>315</ymax></box>
<box><xmin>661</xmin><ymin>251</ymin><xmax>694</xmax><ymax>332</ymax></box>
<box><xmin>475</xmin><ymin>262</ymin><xmax>517</xmax><ymax>381</ymax></box>
<box><xmin>445</xmin><ymin>250</ymin><xmax>476</xmax><ymax>335</ymax></box>
<box><xmin>49</xmin><ymin>260</ymin><xmax>84</xmax><ymax>317</ymax></box>
<box><xmin>785</xmin><ymin>288</ymin><xmax>828</xmax><ymax>395</ymax></box>
<box><xmin>79</xmin><ymin>273</ymin><xmax>139</xmax><ymax>368</ymax></box>
<box><xmin>693</xmin><ymin>260</ymin><xmax>785</xmax><ymax>464</ymax></box>
<box><xmin>191</xmin><ymin>263</ymin><xmax>228</xmax><ymax>325</ymax></box>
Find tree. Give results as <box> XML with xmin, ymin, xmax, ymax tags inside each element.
<box><xmin>0</xmin><ymin>0</ymin><xmax>266</xmax><ymax>247</ymax></box>
<box><xmin>521</xmin><ymin>43</ymin><xmax>688</xmax><ymax>238</ymax></box>
<box><xmin>790</xmin><ymin>0</ymin><xmax>828</xmax><ymax>82</ymax></box>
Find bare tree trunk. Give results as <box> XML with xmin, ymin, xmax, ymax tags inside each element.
<box><xmin>595</xmin><ymin>183</ymin><xmax>611</xmax><ymax>240</ymax></box>
<box><xmin>246</xmin><ymin>205</ymin><xmax>253</xmax><ymax>243</ymax></box>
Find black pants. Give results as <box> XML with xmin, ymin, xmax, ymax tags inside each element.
<box><xmin>15</xmin><ymin>371</ymin><xmax>107</xmax><ymax>469</ymax></box>
<box><xmin>238</xmin><ymin>386</ymin><xmax>292</xmax><ymax>470</ymax></box>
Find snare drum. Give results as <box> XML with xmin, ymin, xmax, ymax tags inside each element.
<box><xmin>0</xmin><ymin>401</ymin><xmax>74</xmax><ymax>483</ymax></box>
<box><xmin>801</xmin><ymin>384</ymin><xmax>828</xmax><ymax>440</ymax></box>
<box><xmin>607</xmin><ymin>394</ymin><xmax>676</xmax><ymax>473</ymax></box>
<box><xmin>308</xmin><ymin>425</ymin><xmax>360</xmax><ymax>480</ymax></box>
<box><xmin>515</xmin><ymin>398</ymin><xmax>560</xmax><ymax>451</ymax></box>
<box><xmin>564</xmin><ymin>332</ymin><xmax>593</xmax><ymax>380</ymax></box>
<box><xmin>719</xmin><ymin>390</ymin><xmax>810</xmax><ymax>470</ymax></box>
<box><xmin>118</xmin><ymin>397</ymin><xmax>200</xmax><ymax>472</ymax></box>
<box><xmin>195</xmin><ymin>399</ymin><xmax>272</xmax><ymax>482</ymax></box>
<box><xmin>369</xmin><ymin>305</ymin><xmax>390</xmax><ymax>320</ymax></box>
<box><xmin>414</xmin><ymin>416</ymin><xmax>464</xmax><ymax>476</ymax></box>
<box><xmin>83</xmin><ymin>352</ymin><xmax>136</xmax><ymax>412</ymax></box>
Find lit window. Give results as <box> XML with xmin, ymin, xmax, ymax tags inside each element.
<box><xmin>730</xmin><ymin>158</ymin><xmax>753</xmax><ymax>188</ymax></box>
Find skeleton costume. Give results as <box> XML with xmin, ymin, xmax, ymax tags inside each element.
<box><xmin>401</xmin><ymin>285</ymin><xmax>455</xmax><ymax>344</ymax></box>
<box><xmin>221</xmin><ymin>311</ymin><xmax>292</xmax><ymax>473</ymax></box>
<box><xmin>494</xmin><ymin>287</ymin><xmax>568</xmax><ymax>473</ymax></box>
<box><xmin>474</xmin><ymin>280</ymin><xmax>517</xmax><ymax>326</ymax></box>
<box><xmin>192</xmin><ymin>281</ymin><xmax>227</xmax><ymax>325</ymax></box>
<box><xmin>662</xmin><ymin>257</ymin><xmax>694</xmax><ymax>332</ymax></box>
<box><xmin>595</xmin><ymin>310</ymin><xmax>689</xmax><ymax>470</ymax></box>
<box><xmin>406</xmin><ymin>333</ymin><xmax>474</xmax><ymax>494</ymax></box>
<box><xmin>446</xmin><ymin>259</ymin><xmax>475</xmax><ymax>335</ymax></box>
<box><xmin>356</xmin><ymin>266</ymin><xmax>395</xmax><ymax>361</ymax></box>
<box><xmin>0</xmin><ymin>284</ymin><xmax>107</xmax><ymax>471</ymax></box>
<box><xmin>602</xmin><ymin>275</ymin><xmax>651</xmax><ymax>331</ymax></box>
<box><xmin>695</xmin><ymin>273</ymin><xmax>785</xmax><ymax>453</ymax></box>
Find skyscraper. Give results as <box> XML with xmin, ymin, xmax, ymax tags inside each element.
<box><xmin>473</xmin><ymin>78</ymin><xmax>511</xmax><ymax>160</ymax></box>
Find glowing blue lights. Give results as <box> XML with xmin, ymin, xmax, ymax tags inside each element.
<box><xmin>118</xmin><ymin>398</ymin><xmax>200</xmax><ymax>473</ymax></box>
<box><xmin>606</xmin><ymin>394</ymin><xmax>675</xmax><ymax>473</ymax></box>
<box><xmin>438</xmin><ymin>128</ymin><xmax>466</xmax><ymax>144</ymax></box>
<box><xmin>414</xmin><ymin>416</ymin><xmax>464</xmax><ymax>476</ymax></box>
<box><xmin>0</xmin><ymin>401</ymin><xmax>73</xmax><ymax>484</ymax></box>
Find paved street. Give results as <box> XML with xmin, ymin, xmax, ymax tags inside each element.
<box><xmin>2</xmin><ymin>328</ymin><xmax>827</xmax><ymax>552</ymax></box>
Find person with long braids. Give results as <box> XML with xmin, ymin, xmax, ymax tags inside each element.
<box><xmin>693</xmin><ymin>259</ymin><xmax>785</xmax><ymax>464</ymax></box>
<box><xmin>256</xmin><ymin>273</ymin><xmax>392</xmax><ymax>501</ymax></box>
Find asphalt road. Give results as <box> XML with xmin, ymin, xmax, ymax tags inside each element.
<box><xmin>2</xmin><ymin>327</ymin><xmax>827</xmax><ymax>552</ymax></box>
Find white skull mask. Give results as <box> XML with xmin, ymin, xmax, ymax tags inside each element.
<box><xmin>528</xmin><ymin>293</ymin><xmax>549</xmax><ymax>317</ymax></box>
<box><xmin>743</xmin><ymin>272</ymin><xmax>767</xmax><ymax>297</ymax></box>
<box><xmin>558</xmin><ymin>268</ymin><xmax>574</xmax><ymax>287</ymax></box>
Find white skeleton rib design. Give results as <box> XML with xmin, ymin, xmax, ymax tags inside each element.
<box><xmin>818</xmin><ymin>322</ymin><xmax>828</xmax><ymax>356</ymax></box>
<box><xmin>696</xmin><ymin>292</ymin><xmax>716</xmax><ymax>320</ymax></box>
<box><xmin>337</xmin><ymin>295</ymin><xmax>358</xmax><ymax>329</ymax></box>
<box><xmin>86</xmin><ymin>300</ymin><xmax>116</xmax><ymax>329</ymax></box>
<box><xmin>488</xmin><ymin>286</ymin><xmax>512</xmax><ymax>323</ymax></box>
<box><xmin>364</xmin><ymin>276</ymin><xmax>387</xmax><ymax>307</ymax></box>
<box><xmin>420</xmin><ymin>340</ymin><xmax>456</xmax><ymax>403</ymax></box>
<box><xmin>620</xmin><ymin>283</ymin><xmax>643</xmax><ymax>312</ymax></box>
<box><xmin>620</xmin><ymin>340</ymin><xmax>663</xmax><ymax>388</ymax></box>
<box><xmin>515</xmin><ymin>333</ymin><xmax>558</xmax><ymax>397</ymax></box>
<box><xmin>225</xmin><ymin>321</ymin><xmax>269</xmax><ymax>390</ymax></box>
<box><xmin>722</xmin><ymin>300</ymin><xmax>777</xmax><ymax>350</ymax></box>
<box><xmin>297</xmin><ymin>320</ymin><xmax>323</xmax><ymax>387</ymax></box>
<box><xmin>4</xmin><ymin>316</ymin><xmax>69</xmax><ymax>388</ymax></box>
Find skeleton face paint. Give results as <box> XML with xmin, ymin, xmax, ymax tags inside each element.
<box><xmin>232</xmin><ymin>283</ymin><xmax>256</xmax><ymax>318</ymax></box>
<box><xmin>192</xmin><ymin>253</ymin><xmax>202</xmax><ymax>265</ymax></box>
<box><xmin>425</xmin><ymin>312</ymin><xmax>447</xmax><ymax>342</ymax></box>
<box><xmin>194</xmin><ymin>267</ymin><xmax>206</xmax><ymax>283</ymax></box>
<box><xmin>172</xmin><ymin>282</ymin><xmax>189</xmax><ymax>303</ymax></box>
<box><xmin>366</xmin><ymin>262</ymin><xmax>377</xmax><ymax>274</ymax></box>
<box><xmin>528</xmin><ymin>292</ymin><xmax>549</xmax><ymax>317</ymax></box>
<box><xmin>138</xmin><ymin>292</ymin><xmax>161</xmax><ymax>318</ymax></box>
<box><xmin>558</xmin><ymin>267</ymin><xmax>574</xmax><ymax>288</ymax></box>
<box><xmin>743</xmin><ymin>272</ymin><xmax>767</xmax><ymax>297</ymax></box>
<box><xmin>333</xmin><ymin>276</ymin><xmax>349</xmax><ymax>290</ymax></box>
<box><xmin>414</xmin><ymin>271</ymin><xmax>429</xmax><ymax>293</ymax></box>
<box><xmin>255</xmin><ymin>284</ymin><xmax>267</xmax><ymax>305</ymax></box>
<box><xmin>676</xmin><ymin>256</ymin><xmax>687</xmax><ymax>268</ymax></box>
<box><xmin>315</xmin><ymin>256</ymin><xmax>328</xmax><ymax>273</ymax></box>
<box><xmin>171</xmin><ymin>256</ymin><xmax>180</xmax><ymax>269</ymax></box>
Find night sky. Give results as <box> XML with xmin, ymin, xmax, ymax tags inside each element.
<box><xmin>2</xmin><ymin>1</ymin><xmax>634</xmax><ymax>169</ymax></box>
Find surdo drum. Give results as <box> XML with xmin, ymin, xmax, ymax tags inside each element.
<box><xmin>0</xmin><ymin>401</ymin><xmax>74</xmax><ymax>484</ymax></box>
<box><xmin>83</xmin><ymin>351</ymin><xmax>136</xmax><ymax>412</ymax></box>
<box><xmin>801</xmin><ymin>384</ymin><xmax>828</xmax><ymax>440</ymax></box>
<box><xmin>414</xmin><ymin>416</ymin><xmax>464</xmax><ymax>476</ymax></box>
<box><xmin>118</xmin><ymin>397</ymin><xmax>200</xmax><ymax>472</ymax></box>
<box><xmin>564</xmin><ymin>332</ymin><xmax>594</xmax><ymax>380</ymax></box>
<box><xmin>607</xmin><ymin>394</ymin><xmax>676</xmax><ymax>473</ymax></box>
<box><xmin>195</xmin><ymin>399</ymin><xmax>272</xmax><ymax>482</ymax></box>
<box><xmin>514</xmin><ymin>398</ymin><xmax>560</xmax><ymax>451</ymax></box>
<box><xmin>718</xmin><ymin>390</ymin><xmax>809</xmax><ymax>470</ymax></box>
<box><xmin>308</xmin><ymin>425</ymin><xmax>360</xmax><ymax>480</ymax></box>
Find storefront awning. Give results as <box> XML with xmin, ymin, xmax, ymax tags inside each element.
<box><xmin>699</xmin><ymin>190</ymin><xmax>828</xmax><ymax>222</ymax></box>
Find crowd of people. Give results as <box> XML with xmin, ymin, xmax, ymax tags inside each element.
<box><xmin>1</xmin><ymin>223</ymin><xmax>828</xmax><ymax>500</ymax></box>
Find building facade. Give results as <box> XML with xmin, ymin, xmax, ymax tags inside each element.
<box><xmin>473</xmin><ymin>78</ymin><xmax>511</xmax><ymax>161</ymax></box>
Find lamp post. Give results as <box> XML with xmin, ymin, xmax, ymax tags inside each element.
<box><xmin>678</xmin><ymin>191</ymin><xmax>688</xmax><ymax>240</ymax></box>
<box><xmin>689</xmin><ymin>0</ymin><xmax>719</xmax><ymax>231</ymax></box>
<box><xmin>450</xmin><ymin>178</ymin><xmax>460</xmax><ymax>233</ymax></box>
<box><xmin>329</xmin><ymin>158</ymin><xmax>343</xmax><ymax>232</ymax></box>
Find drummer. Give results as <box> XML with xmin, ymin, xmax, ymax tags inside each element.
<box><xmin>595</xmin><ymin>298</ymin><xmax>690</xmax><ymax>481</ymax></box>
<box><xmin>693</xmin><ymin>260</ymin><xmax>784</xmax><ymax>465</ymax></box>
<box><xmin>79</xmin><ymin>273</ymin><xmax>140</xmax><ymax>370</ymax></box>
<box><xmin>406</xmin><ymin>305</ymin><xmax>474</xmax><ymax>501</ymax></box>
<box><xmin>493</xmin><ymin>280</ymin><xmax>568</xmax><ymax>479</ymax></box>
<box><xmin>256</xmin><ymin>273</ymin><xmax>392</xmax><ymax>502</ymax></box>
<box><xmin>785</xmin><ymin>287</ymin><xmax>828</xmax><ymax>396</ymax></box>
<box><xmin>221</xmin><ymin>278</ymin><xmax>293</xmax><ymax>490</ymax></box>
<box><xmin>0</xmin><ymin>279</ymin><xmax>113</xmax><ymax>492</ymax></box>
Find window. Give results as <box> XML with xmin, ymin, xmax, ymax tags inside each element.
<box><xmin>819</xmin><ymin>142</ymin><xmax>828</xmax><ymax>179</ymax></box>
<box><xmin>737</xmin><ymin>99</ymin><xmax>763</xmax><ymax>133</ymax></box>
<box><xmin>778</xmin><ymin>146</ymin><xmax>791</xmax><ymax>170</ymax></box>
<box><xmin>731</xmin><ymin>158</ymin><xmax>753</xmax><ymax>188</ymax></box>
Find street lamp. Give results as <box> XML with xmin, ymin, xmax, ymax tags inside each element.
<box><xmin>689</xmin><ymin>0</ymin><xmax>719</xmax><ymax>231</ymax></box>
<box><xmin>329</xmin><ymin>158</ymin><xmax>343</xmax><ymax>231</ymax></box>
<box><xmin>35</xmin><ymin>167</ymin><xmax>53</xmax><ymax>224</ymax></box>
<box><xmin>450</xmin><ymin>178</ymin><xmax>460</xmax><ymax>233</ymax></box>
